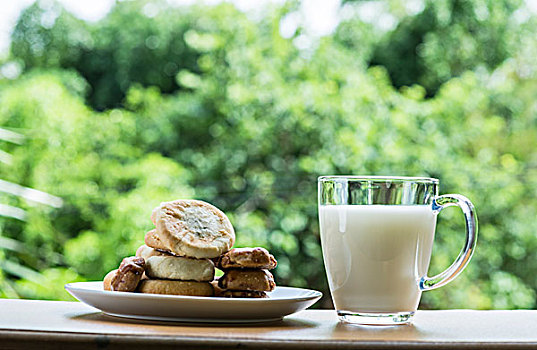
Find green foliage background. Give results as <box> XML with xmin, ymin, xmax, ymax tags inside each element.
<box><xmin>1</xmin><ymin>0</ymin><xmax>537</xmax><ymax>309</ymax></box>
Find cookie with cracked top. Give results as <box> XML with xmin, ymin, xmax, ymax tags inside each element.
<box><xmin>218</xmin><ymin>269</ymin><xmax>275</xmax><ymax>292</ymax></box>
<box><xmin>216</xmin><ymin>247</ymin><xmax>277</xmax><ymax>270</ymax></box>
<box><xmin>151</xmin><ymin>200</ymin><xmax>235</xmax><ymax>259</ymax></box>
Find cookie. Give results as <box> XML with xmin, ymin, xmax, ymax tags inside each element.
<box><xmin>210</xmin><ymin>279</ymin><xmax>224</xmax><ymax>295</ymax></box>
<box><xmin>145</xmin><ymin>256</ymin><xmax>215</xmax><ymax>282</ymax></box>
<box><xmin>137</xmin><ymin>280</ymin><xmax>214</xmax><ymax>296</ymax></box>
<box><xmin>210</xmin><ymin>279</ymin><xmax>267</xmax><ymax>297</ymax></box>
<box><xmin>136</xmin><ymin>244</ymin><xmax>174</xmax><ymax>260</ymax></box>
<box><xmin>217</xmin><ymin>247</ymin><xmax>277</xmax><ymax>270</ymax></box>
<box><xmin>218</xmin><ymin>290</ymin><xmax>268</xmax><ymax>298</ymax></box>
<box><xmin>104</xmin><ymin>268</ymin><xmax>147</xmax><ymax>291</ymax></box>
<box><xmin>218</xmin><ymin>269</ymin><xmax>276</xmax><ymax>292</ymax></box>
<box><xmin>151</xmin><ymin>200</ymin><xmax>235</xmax><ymax>259</ymax></box>
<box><xmin>144</xmin><ymin>229</ymin><xmax>172</xmax><ymax>252</ymax></box>
<box><xmin>108</xmin><ymin>256</ymin><xmax>145</xmax><ymax>292</ymax></box>
<box><xmin>103</xmin><ymin>269</ymin><xmax>117</xmax><ymax>291</ymax></box>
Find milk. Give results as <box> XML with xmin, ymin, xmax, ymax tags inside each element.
<box><xmin>319</xmin><ymin>205</ymin><xmax>436</xmax><ymax>313</ymax></box>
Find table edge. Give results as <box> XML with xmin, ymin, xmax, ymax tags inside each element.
<box><xmin>1</xmin><ymin>329</ymin><xmax>537</xmax><ymax>350</ymax></box>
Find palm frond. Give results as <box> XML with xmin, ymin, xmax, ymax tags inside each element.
<box><xmin>0</xmin><ymin>125</ymin><xmax>61</xmax><ymax>299</ymax></box>
<box><xmin>0</xmin><ymin>150</ymin><xmax>12</xmax><ymax>165</ymax></box>
<box><xmin>0</xmin><ymin>236</ymin><xmax>27</xmax><ymax>253</ymax></box>
<box><xmin>0</xmin><ymin>179</ymin><xmax>63</xmax><ymax>208</ymax></box>
<box><xmin>0</xmin><ymin>204</ymin><xmax>26</xmax><ymax>221</ymax></box>
<box><xmin>0</xmin><ymin>128</ymin><xmax>24</xmax><ymax>144</ymax></box>
<box><xmin>0</xmin><ymin>260</ymin><xmax>45</xmax><ymax>286</ymax></box>
<box><xmin>0</xmin><ymin>279</ymin><xmax>20</xmax><ymax>298</ymax></box>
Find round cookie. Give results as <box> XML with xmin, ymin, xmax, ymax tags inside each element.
<box><xmin>144</xmin><ymin>229</ymin><xmax>172</xmax><ymax>252</ymax></box>
<box><xmin>103</xmin><ymin>257</ymin><xmax>145</xmax><ymax>292</ymax></box>
<box><xmin>217</xmin><ymin>247</ymin><xmax>277</xmax><ymax>270</ymax></box>
<box><xmin>136</xmin><ymin>244</ymin><xmax>173</xmax><ymax>260</ymax></box>
<box><xmin>137</xmin><ymin>280</ymin><xmax>214</xmax><ymax>296</ymax></box>
<box><xmin>219</xmin><ymin>290</ymin><xmax>268</xmax><ymax>298</ymax></box>
<box><xmin>145</xmin><ymin>256</ymin><xmax>215</xmax><ymax>282</ymax></box>
<box><xmin>218</xmin><ymin>269</ymin><xmax>276</xmax><ymax>292</ymax></box>
<box><xmin>111</xmin><ymin>256</ymin><xmax>146</xmax><ymax>292</ymax></box>
<box><xmin>103</xmin><ymin>269</ymin><xmax>117</xmax><ymax>291</ymax></box>
<box><xmin>211</xmin><ymin>278</ymin><xmax>269</xmax><ymax>298</ymax></box>
<box><xmin>151</xmin><ymin>200</ymin><xmax>235</xmax><ymax>259</ymax></box>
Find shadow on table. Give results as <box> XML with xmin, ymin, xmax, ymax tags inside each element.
<box><xmin>333</xmin><ymin>321</ymin><xmax>427</xmax><ymax>340</ymax></box>
<box><xmin>70</xmin><ymin>312</ymin><xmax>319</xmax><ymax>329</ymax></box>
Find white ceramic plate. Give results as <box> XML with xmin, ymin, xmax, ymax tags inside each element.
<box><xmin>65</xmin><ymin>282</ymin><xmax>322</xmax><ymax>323</ymax></box>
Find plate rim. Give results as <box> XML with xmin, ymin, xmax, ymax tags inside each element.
<box><xmin>65</xmin><ymin>281</ymin><xmax>323</xmax><ymax>303</ymax></box>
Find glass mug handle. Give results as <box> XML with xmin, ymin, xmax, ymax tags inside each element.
<box><xmin>419</xmin><ymin>194</ymin><xmax>478</xmax><ymax>291</ymax></box>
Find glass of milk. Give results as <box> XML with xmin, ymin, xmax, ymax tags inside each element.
<box><xmin>318</xmin><ymin>176</ymin><xmax>477</xmax><ymax>325</ymax></box>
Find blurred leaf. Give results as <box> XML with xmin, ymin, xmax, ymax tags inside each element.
<box><xmin>0</xmin><ymin>236</ymin><xmax>27</xmax><ymax>253</ymax></box>
<box><xmin>0</xmin><ymin>260</ymin><xmax>44</xmax><ymax>285</ymax></box>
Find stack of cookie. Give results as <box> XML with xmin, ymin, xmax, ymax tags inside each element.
<box><xmin>102</xmin><ymin>199</ymin><xmax>280</xmax><ymax>299</ymax></box>
<box><xmin>104</xmin><ymin>199</ymin><xmax>235</xmax><ymax>296</ymax></box>
<box><xmin>136</xmin><ymin>242</ymin><xmax>215</xmax><ymax>296</ymax></box>
<box><xmin>214</xmin><ymin>247</ymin><xmax>277</xmax><ymax>298</ymax></box>
<box><xmin>135</xmin><ymin>200</ymin><xmax>235</xmax><ymax>296</ymax></box>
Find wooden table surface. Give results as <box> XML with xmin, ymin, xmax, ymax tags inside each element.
<box><xmin>1</xmin><ymin>299</ymin><xmax>537</xmax><ymax>349</ymax></box>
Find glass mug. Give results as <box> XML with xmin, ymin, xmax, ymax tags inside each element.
<box><xmin>318</xmin><ymin>176</ymin><xmax>477</xmax><ymax>325</ymax></box>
